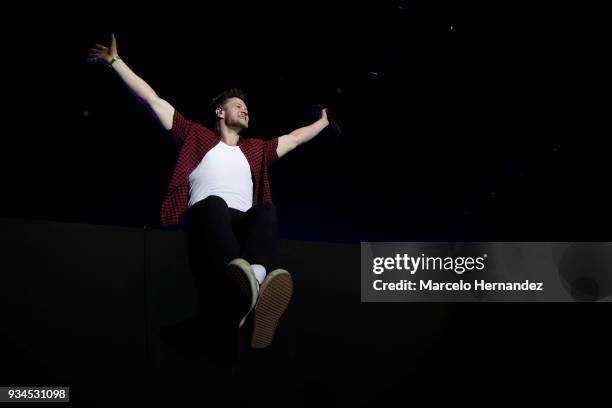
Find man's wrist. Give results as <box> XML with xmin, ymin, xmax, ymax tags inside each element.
<box><xmin>108</xmin><ymin>55</ymin><xmax>122</xmax><ymax>67</ymax></box>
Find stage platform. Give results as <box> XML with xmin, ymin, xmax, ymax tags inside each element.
<box><xmin>0</xmin><ymin>217</ymin><xmax>448</xmax><ymax>407</ymax></box>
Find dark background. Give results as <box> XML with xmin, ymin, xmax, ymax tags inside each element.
<box><xmin>1</xmin><ymin>2</ymin><xmax>611</xmax><ymax>407</ymax></box>
<box><xmin>3</xmin><ymin>1</ymin><xmax>609</xmax><ymax>242</ymax></box>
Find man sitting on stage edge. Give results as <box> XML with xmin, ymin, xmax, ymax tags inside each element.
<box><xmin>88</xmin><ymin>33</ymin><xmax>331</xmax><ymax>349</ymax></box>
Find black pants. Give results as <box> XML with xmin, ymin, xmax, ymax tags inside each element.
<box><xmin>182</xmin><ymin>195</ymin><xmax>280</xmax><ymax>294</ymax></box>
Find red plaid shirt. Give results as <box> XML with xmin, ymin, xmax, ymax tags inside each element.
<box><xmin>160</xmin><ymin>110</ymin><xmax>279</xmax><ymax>227</ymax></box>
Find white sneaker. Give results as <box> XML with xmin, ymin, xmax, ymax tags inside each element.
<box><xmin>225</xmin><ymin>258</ymin><xmax>259</xmax><ymax>328</ymax></box>
<box><xmin>251</xmin><ymin>269</ymin><xmax>293</xmax><ymax>349</ymax></box>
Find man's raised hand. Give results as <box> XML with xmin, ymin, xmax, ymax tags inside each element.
<box><xmin>87</xmin><ymin>33</ymin><xmax>118</xmax><ymax>65</ymax></box>
<box><xmin>316</xmin><ymin>105</ymin><xmax>341</xmax><ymax>136</ymax></box>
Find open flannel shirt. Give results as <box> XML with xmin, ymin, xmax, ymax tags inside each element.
<box><xmin>160</xmin><ymin>110</ymin><xmax>279</xmax><ymax>227</ymax></box>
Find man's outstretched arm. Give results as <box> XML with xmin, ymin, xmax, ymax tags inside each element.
<box><xmin>88</xmin><ymin>33</ymin><xmax>175</xmax><ymax>130</ymax></box>
<box><xmin>276</xmin><ymin>109</ymin><xmax>330</xmax><ymax>159</ymax></box>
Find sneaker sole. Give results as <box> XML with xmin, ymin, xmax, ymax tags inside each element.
<box><xmin>251</xmin><ymin>269</ymin><xmax>293</xmax><ymax>349</ymax></box>
<box><xmin>225</xmin><ymin>258</ymin><xmax>258</xmax><ymax>328</ymax></box>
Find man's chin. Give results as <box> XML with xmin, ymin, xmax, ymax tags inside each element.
<box><xmin>230</xmin><ymin>121</ymin><xmax>248</xmax><ymax>131</ymax></box>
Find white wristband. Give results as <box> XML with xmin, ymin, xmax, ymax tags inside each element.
<box><xmin>109</xmin><ymin>56</ymin><xmax>122</xmax><ymax>67</ymax></box>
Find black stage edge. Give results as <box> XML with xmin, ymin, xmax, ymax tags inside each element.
<box><xmin>2</xmin><ymin>218</ymin><xmax>610</xmax><ymax>406</ymax></box>
<box><xmin>0</xmin><ymin>217</ymin><xmax>448</xmax><ymax>407</ymax></box>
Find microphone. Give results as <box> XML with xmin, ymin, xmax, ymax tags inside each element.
<box><xmin>315</xmin><ymin>104</ymin><xmax>342</xmax><ymax>140</ymax></box>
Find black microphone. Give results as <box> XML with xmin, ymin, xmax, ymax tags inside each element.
<box><xmin>315</xmin><ymin>104</ymin><xmax>342</xmax><ymax>139</ymax></box>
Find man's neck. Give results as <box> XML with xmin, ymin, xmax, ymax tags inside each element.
<box><xmin>218</xmin><ymin>123</ymin><xmax>241</xmax><ymax>146</ymax></box>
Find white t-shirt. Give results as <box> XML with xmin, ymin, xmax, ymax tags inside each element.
<box><xmin>188</xmin><ymin>141</ymin><xmax>253</xmax><ymax>212</ymax></box>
